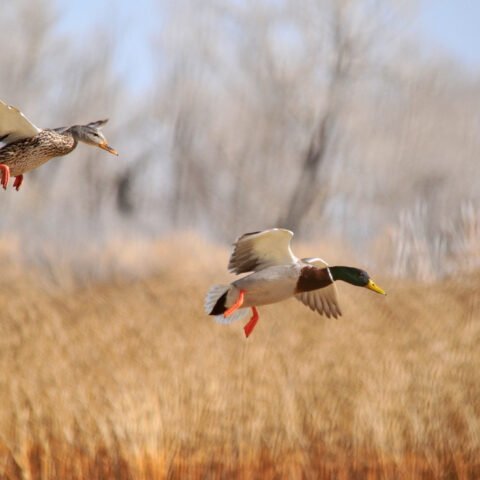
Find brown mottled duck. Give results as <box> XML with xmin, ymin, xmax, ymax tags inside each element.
<box><xmin>0</xmin><ymin>99</ymin><xmax>118</xmax><ymax>190</ymax></box>
<box><xmin>205</xmin><ymin>228</ymin><xmax>386</xmax><ymax>337</ymax></box>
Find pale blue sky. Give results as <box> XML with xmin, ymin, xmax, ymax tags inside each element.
<box><xmin>55</xmin><ymin>0</ymin><xmax>480</xmax><ymax>92</ymax></box>
<box><xmin>418</xmin><ymin>0</ymin><xmax>480</xmax><ymax>67</ymax></box>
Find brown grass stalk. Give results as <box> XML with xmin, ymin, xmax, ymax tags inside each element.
<box><xmin>0</xmin><ymin>237</ymin><xmax>479</xmax><ymax>478</ymax></box>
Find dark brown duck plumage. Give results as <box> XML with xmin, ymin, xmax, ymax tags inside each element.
<box><xmin>295</xmin><ymin>265</ymin><xmax>333</xmax><ymax>293</ymax></box>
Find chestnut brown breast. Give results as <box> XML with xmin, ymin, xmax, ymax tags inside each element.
<box><xmin>295</xmin><ymin>266</ymin><xmax>333</xmax><ymax>293</ymax></box>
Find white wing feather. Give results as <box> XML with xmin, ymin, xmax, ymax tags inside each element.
<box><xmin>228</xmin><ymin>228</ymin><xmax>298</xmax><ymax>274</ymax></box>
<box><xmin>0</xmin><ymin>100</ymin><xmax>41</xmax><ymax>145</ymax></box>
<box><xmin>295</xmin><ymin>257</ymin><xmax>342</xmax><ymax>319</ymax></box>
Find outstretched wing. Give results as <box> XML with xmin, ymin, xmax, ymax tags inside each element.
<box><xmin>228</xmin><ymin>228</ymin><xmax>298</xmax><ymax>274</ymax></box>
<box><xmin>295</xmin><ymin>257</ymin><xmax>342</xmax><ymax>319</ymax></box>
<box><xmin>0</xmin><ymin>100</ymin><xmax>41</xmax><ymax>145</ymax></box>
<box><xmin>85</xmin><ymin>119</ymin><xmax>108</xmax><ymax>129</ymax></box>
<box><xmin>53</xmin><ymin>119</ymin><xmax>108</xmax><ymax>134</ymax></box>
<box><xmin>52</xmin><ymin>126</ymin><xmax>69</xmax><ymax>133</ymax></box>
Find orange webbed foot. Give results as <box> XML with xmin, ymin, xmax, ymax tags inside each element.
<box><xmin>0</xmin><ymin>164</ymin><xmax>10</xmax><ymax>190</ymax></box>
<box><xmin>13</xmin><ymin>175</ymin><xmax>23</xmax><ymax>191</ymax></box>
<box><xmin>243</xmin><ymin>307</ymin><xmax>259</xmax><ymax>338</ymax></box>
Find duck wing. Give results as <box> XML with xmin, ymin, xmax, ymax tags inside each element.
<box><xmin>295</xmin><ymin>257</ymin><xmax>342</xmax><ymax>319</ymax></box>
<box><xmin>228</xmin><ymin>228</ymin><xmax>298</xmax><ymax>274</ymax></box>
<box><xmin>52</xmin><ymin>126</ymin><xmax>69</xmax><ymax>134</ymax></box>
<box><xmin>0</xmin><ymin>100</ymin><xmax>41</xmax><ymax>145</ymax></box>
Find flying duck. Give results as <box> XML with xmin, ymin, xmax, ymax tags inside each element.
<box><xmin>0</xmin><ymin>99</ymin><xmax>118</xmax><ymax>190</ymax></box>
<box><xmin>205</xmin><ymin>228</ymin><xmax>386</xmax><ymax>337</ymax></box>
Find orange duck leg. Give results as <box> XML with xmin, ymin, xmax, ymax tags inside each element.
<box><xmin>13</xmin><ymin>175</ymin><xmax>23</xmax><ymax>191</ymax></box>
<box><xmin>243</xmin><ymin>307</ymin><xmax>259</xmax><ymax>338</ymax></box>
<box><xmin>0</xmin><ymin>164</ymin><xmax>10</xmax><ymax>190</ymax></box>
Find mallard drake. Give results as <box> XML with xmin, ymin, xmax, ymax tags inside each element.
<box><xmin>0</xmin><ymin>99</ymin><xmax>118</xmax><ymax>190</ymax></box>
<box><xmin>205</xmin><ymin>228</ymin><xmax>386</xmax><ymax>337</ymax></box>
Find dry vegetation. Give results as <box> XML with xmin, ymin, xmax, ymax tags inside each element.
<box><xmin>0</xmin><ymin>236</ymin><xmax>479</xmax><ymax>479</ymax></box>
<box><xmin>1</xmin><ymin>2</ymin><xmax>480</xmax><ymax>478</ymax></box>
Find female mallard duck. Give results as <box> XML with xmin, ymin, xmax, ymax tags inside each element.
<box><xmin>0</xmin><ymin>99</ymin><xmax>118</xmax><ymax>190</ymax></box>
<box><xmin>205</xmin><ymin>228</ymin><xmax>386</xmax><ymax>337</ymax></box>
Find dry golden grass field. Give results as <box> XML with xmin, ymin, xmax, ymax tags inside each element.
<box><xmin>0</xmin><ymin>235</ymin><xmax>479</xmax><ymax>479</ymax></box>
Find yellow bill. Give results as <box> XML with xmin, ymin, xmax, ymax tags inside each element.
<box><xmin>366</xmin><ymin>279</ymin><xmax>386</xmax><ymax>295</ymax></box>
<box><xmin>98</xmin><ymin>142</ymin><xmax>118</xmax><ymax>156</ymax></box>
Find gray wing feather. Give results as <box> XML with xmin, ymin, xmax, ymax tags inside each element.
<box><xmin>228</xmin><ymin>228</ymin><xmax>298</xmax><ymax>274</ymax></box>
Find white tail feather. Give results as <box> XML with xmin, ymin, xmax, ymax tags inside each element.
<box><xmin>213</xmin><ymin>308</ymin><xmax>250</xmax><ymax>325</ymax></box>
<box><xmin>204</xmin><ymin>284</ymin><xmax>229</xmax><ymax>314</ymax></box>
<box><xmin>204</xmin><ymin>284</ymin><xmax>250</xmax><ymax>324</ymax></box>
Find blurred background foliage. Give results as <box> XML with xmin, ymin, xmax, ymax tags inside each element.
<box><xmin>1</xmin><ymin>0</ymin><xmax>479</xmax><ymax>280</ymax></box>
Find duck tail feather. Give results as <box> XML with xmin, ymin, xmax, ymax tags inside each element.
<box><xmin>213</xmin><ymin>308</ymin><xmax>250</xmax><ymax>325</ymax></box>
<box><xmin>205</xmin><ymin>284</ymin><xmax>250</xmax><ymax>324</ymax></box>
<box><xmin>205</xmin><ymin>284</ymin><xmax>230</xmax><ymax>315</ymax></box>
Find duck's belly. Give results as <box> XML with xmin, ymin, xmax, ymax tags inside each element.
<box><xmin>0</xmin><ymin>131</ymin><xmax>74</xmax><ymax>176</ymax></box>
<box><xmin>229</xmin><ymin>264</ymin><xmax>300</xmax><ymax>307</ymax></box>
<box><xmin>5</xmin><ymin>151</ymin><xmax>55</xmax><ymax>176</ymax></box>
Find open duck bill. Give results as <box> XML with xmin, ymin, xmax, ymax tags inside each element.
<box><xmin>366</xmin><ymin>279</ymin><xmax>386</xmax><ymax>295</ymax></box>
<box><xmin>98</xmin><ymin>142</ymin><xmax>118</xmax><ymax>156</ymax></box>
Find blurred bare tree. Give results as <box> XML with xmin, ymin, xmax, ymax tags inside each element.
<box><xmin>278</xmin><ymin>0</ymin><xmax>360</xmax><ymax>231</ymax></box>
<box><xmin>0</xmin><ymin>0</ymin><xmax>479</xmax><ymax>279</ymax></box>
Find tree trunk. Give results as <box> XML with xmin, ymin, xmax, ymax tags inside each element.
<box><xmin>278</xmin><ymin>109</ymin><xmax>333</xmax><ymax>231</ymax></box>
<box><xmin>278</xmin><ymin>2</ymin><xmax>350</xmax><ymax>232</ymax></box>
